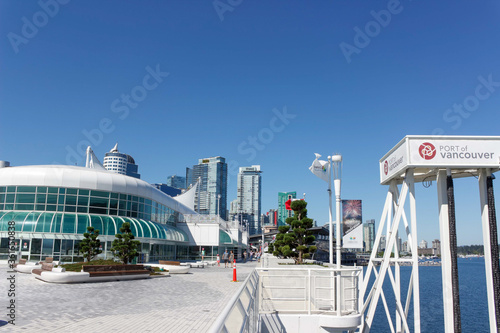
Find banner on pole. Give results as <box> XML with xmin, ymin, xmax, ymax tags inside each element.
<box><xmin>342</xmin><ymin>200</ymin><xmax>363</xmax><ymax>248</ymax></box>
<box><xmin>309</xmin><ymin>153</ymin><xmax>330</xmax><ymax>183</ymax></box>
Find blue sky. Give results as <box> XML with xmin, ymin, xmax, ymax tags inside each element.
<box><xmin>1</xmin><ymin>1</ymin><xmax>500</xmax><ymax>246</ymax></box>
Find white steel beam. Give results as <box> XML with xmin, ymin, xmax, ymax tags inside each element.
<box><xmin>436</xmin><ymin>169</ymin><xmax>454</xmax><ymax>333</ymax></box>
<box><xmin>363</xmin><ymin>174</ymin><xmax>410</xmax><ymax>332</ymax></box>
<box><xmin>362</xmin><ymin>185</ymin><xmax>394</xmax><ymax>294</ymax></box>
<box><xmin>408</xmin><ymin>170</ymin><xmax>420</xmax><ymax>333</ymax></box>
<box><xmin>478</xmin><ymin>169</ymin><xmax>498</xmax><ymax>332</ymax></box>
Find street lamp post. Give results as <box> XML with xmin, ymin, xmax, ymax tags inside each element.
<box><xmin>217</xmin><ymin>194</ymin><xmax>221</xmax><ymax>217</ymax></box>
<box><xmin>328</xmin><ymin>156</ymin><xmax>334</xmax><ymax>265</ymax></box>
<box><xmin>332</xmin><ymin>154</ymin><xmax>342</xmax><ymax>269</ymax></box>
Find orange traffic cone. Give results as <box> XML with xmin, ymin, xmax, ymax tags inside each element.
<box><xmin>232</xmin><ymin>259</ymin><xmax>238</xmax><ymax>282</ymax></box>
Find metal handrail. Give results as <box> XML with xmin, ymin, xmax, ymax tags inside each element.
<box><xmin>208</xmin><ymin>269</ymin><xmax>259</xmax><ymax>333</ymax></box>
<box><xmin>257</xmin><ymin>267</ymin><xmax>362</xmax><ymax>316</ymax></box>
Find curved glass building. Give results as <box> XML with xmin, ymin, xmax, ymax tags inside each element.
<box><xmin>0</xmin><ymin>164</ymin><xmax>223</xmax><ymax>263</ymax></box>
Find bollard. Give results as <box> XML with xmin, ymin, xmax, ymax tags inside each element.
<box><xmin>232</xmin><ymin>259</ymin><xmax>237</xmax><ymax>282</ymax></box>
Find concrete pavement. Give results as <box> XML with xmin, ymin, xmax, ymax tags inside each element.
<box><xmin>0</xmin><ymin>261</ymin><xmax>257</xmax><ymax>332</ymax></box>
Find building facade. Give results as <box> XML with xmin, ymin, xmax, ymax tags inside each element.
<box><xmin>237</xmin><ymin>165</ymin><xmax>262</xmax><ymax>235</ymax></box>
<box><xmin>432</xmin><ymin>239</ymin><xmax>441</xmax><ymax>256</ymax></box>
<box><xmin>378</xmin><ymin>234</ymin><xmax>386</xmax><ymax>252</ymax></box>
<box><xmin>103</xmin><ymin>143</ymin><xmax>140</xmax><ymax>179</ymax></box>
<box><xmin>166</xmin><ymin>175</ymin><xmax>186</xmax><ymax>190</ymax></box>
<box><xmin>363</xmin><ymin>219</ymin><xmax>375</xmax><ymax>253</ymax></box>
<box><xmin>267</xmin><ymin>209</ymin><xmax>278</xmax><ymax>226</ymax></box>
<box><xmin>402</xmin><ymin>241</ymin><xmax>409</xmax><ymax>253</ymax></box>
<box><xmin>0</xmin><ymin>163</ymin><xmax>241</xmax><ymax>263</ymax></box>
<box><xmin>152</xmin><ymin>183</ymin><xmax>182</xmax><ymax>197</ymax></box>
<box><xmin>278</xmin><ymin>191</ymin><xmax>296</xmax><ymax>226</ymax></box>
<box><xmin>187</xmin><ymin>157</ymin><xmax>227</xmax><ymax>220</ymax></box>
<box><xmin>419</xmin><ymin>239</ymin><xmax>428</xmax><ymax>249</ymax></box>
<box><xmin>228</xmin><ymin>199</ymin><xmax>238</xmax><ymax>222</ymax></box>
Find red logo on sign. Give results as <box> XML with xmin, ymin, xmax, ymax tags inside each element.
<box><xmin>384</xmin><ymin>160</ymin><xmax>388</xmax><ymax>175</ymax></box>
<box><xmin>419</xmin><ymin>142</ymin><xmax>436</xmax><ymax>160</ymax></box>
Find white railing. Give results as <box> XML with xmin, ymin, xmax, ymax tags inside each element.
<box><xmin>257</xmin><ymin>267</ymin><xmax>362</xmax><ymax>316</ymax></box>
<box><xmin>208</xmin><ymin>269</ymin><xmax>260</xmax><ymax>333</ymax></box>
<box><xmin>209</xmin><ymin>266</ymin><xmax>362</xmax><ymax>333</ymax></box>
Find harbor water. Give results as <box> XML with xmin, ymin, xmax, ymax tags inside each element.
<box><xmin>366</xmin><ymin>257</ymin><xmax>491</xmax><ymax>332</ymax></box>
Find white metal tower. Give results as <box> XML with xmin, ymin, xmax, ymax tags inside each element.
<box><xmin>362</xmin><ymin>136</ymin><xmax>500</xmax><ymax>333</ymax></box>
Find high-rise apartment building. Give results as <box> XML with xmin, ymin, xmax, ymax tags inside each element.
<box><xmin>402</xmin><ymin>241</ymin><xmax>409</xmax><ymax>253</ymax></box>
<box><xmin>152</xmin><ymin>183</ymin><xmax>181</xmax><ymax>197</ymax></box>
<box><xmin>186</xmin><ymin>156</ymin><xmax>227</xmax><ymax>220</ymax></box>
<box><xmin>237</xmin><ymin>165</ymin><xmax>262</xmax><ymax>235</ymax></box>
<box><xmin>432</xmin><ymin>239</ymin><xmax>441</xmax><ymax>256</ymax></box>
<box><xmin>103</xmin><ymin>143</ymin><xmax>140</xmax><ymax>179</ymax></box>
<box><xmin>363</xmin><ymin>219</ymin><xmax>376</xmax><ymax>252</ymax></box>
<box><xmin>229</xmin><ymin>199</ymin><xmax>239</xmax><ymax>222</ymax></box>
<box><xmin>261</xmin><ymin>213</ymin><xmax>269</xmax><ymax>226</ymax></box>
<box><xmin>379</xmin><ymin>234</ymin><xmax>386</xmax><ymax>252</ymax></box>
<box><xmin>166</xmin><ymin>175</ymin><xmax>186</xmax><ymax>190</ymax></box>
<box><xmin>419</xmin><ymin>239</ymin><xmax>428</xmax><ymax>249</ymax></box>
<box><xmin>278</xmin><ymin>191</ymin><xmax>296</xmax><ymax>226</ymax></box>
<box><xmin>267</xmin><ymin>209</ymin><xmax>278</xmax><ymax>226</ymax></box>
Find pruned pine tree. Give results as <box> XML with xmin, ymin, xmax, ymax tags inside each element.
<box><xmin>80</xmin><ymin>226</ymin><xmax>102</xmax><ymax>262</ymax></box>
<box><xmin>268</xmin><ymin>200</ymin><xmax>317</xmax><ymax>264</ymax></box>
<box><xmin>111</xmin><ymin>222</ymin><xmax>141</xmax><ymax>264</ymax></box>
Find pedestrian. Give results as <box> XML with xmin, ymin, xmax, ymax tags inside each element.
<box><xmin>243</xmin><ymin>251</ymin><xmax>247</xmax><ymax>263</ymax></box>
<box><xmin>217</xmin><ymin>253</ymin><xmax>220</xmax><ymax>266</ymax></box>
<box><xmin>229</xmin><ymin>251</ymin><xmax>234</xmax><ymax>266</ymax></box>
<box><xmin>201</xmin><ymin>248</ymin><xmax>205</xmax><ymax>261</ymax></box>
<box><xmin>222</xmin><ymin>249</ymin><xmax>229</xmax><ymax>268</ymax></box>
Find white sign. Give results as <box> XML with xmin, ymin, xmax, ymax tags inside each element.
<box><xmin>343</xmin><ymin>223</ymin><xmax>363</xmax><ymax>249</ymax></box>
<box><xmin>408</xmin><ymin>138</ymin><xmax>500</xmax><ymax>166</ymax></box>
<box><xmin>380</xmin><ymin>136</ymin><xmax>500</xmax><ymax>184</ymax></box>
<box><xmin>380</xmin><ymin>138</ymin><xmax>408</xmax><ymax>184</ymax></box>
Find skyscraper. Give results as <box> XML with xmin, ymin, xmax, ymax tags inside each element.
<box><xmin>278</xmin><ymin>191</ymin><xmax>296</xmax><ymax>226</ymax></box>
<box><xmin>103</xmin><ymin>143</ymin><xmax>140</xmax><ymax>179</ymax></box>
<box><xmin>432</xmin><ymin>239</ymin><xmax>441</xmax><ymax>256</ymax></box>
<box><xmin>229</xmin><ymin>199</ymin><xmax>239</xmax><ymax>222</ymax></box>
<box><xmin>237</xmin><ymin>165</ymin><xmax>262</xmax><ymax>235</ymax></box>
<box><xmin>267</xmin><ymin>209</ymin><xmax>278</xmax><ymax>226</ymax></box>
<box><xmin>363</xmin><ymin>219</ymin><xmax>376</xmax><ymax>252</ymax></box>
<box><xmin>379</xmin><ymin>234</ymin><xmax>386</xmax><ymax>252</ymax></box>
<box><xmin>186</xmin><ymin>156</ymin><xmax>227</xmax><ymax>220</ymax></box>
<box><xmin>166</xmin><ymin>175</ymin><xmax>186</xmax><ymax>189</ymax></box>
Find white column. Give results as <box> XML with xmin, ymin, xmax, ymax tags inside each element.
<box><xmin>436</xmin><ymin>169</ymin><xmax>454</xmax><ymax>333</ymax></box>
<box><xmin>408</xmin><ymin>170</ymin><xmax>421</xmax><ymax>333</ymax></box>
<box><xmin>328</xmin><ymin>156</ymin><xmax>333</xmax><ymax>265</ymax></box>
<box><xmin>478</xmin><ymin>169</ymin><xmax>498</xmax><ymax>332</ymax></box>
<box><xmin>335</xmin><ymin>178</ymin><xmax>341</xmax><ymax>269</ymax></box>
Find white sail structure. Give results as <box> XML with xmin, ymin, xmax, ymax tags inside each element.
<box><xmin>173</xmin><ymin>178</ymin><xmax>199</xmax><ymax>211</ymax></box>
<box><xmin>85</xmin><ymin>146</ymin><xmax>107</xmax><ymax>170</ymax></box>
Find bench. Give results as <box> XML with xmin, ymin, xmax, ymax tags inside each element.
<box><xmin>82</xmin><ymin>264</ymin><xmax>150</xmax><ymax>278</ymax></box>
<box><xmin>158</xmin><ymin>260</ymin><xmax>180</xmax><ymax>266</ymax></box>
<box><xmin>32</xmin><ymin>263</ymin><xmax>54</xmax><ymax>276</ymax></box>
<box><xmin>13</xmin><ymin>258</ymin><xmax>27</xmax><ymax>268</ymax></box>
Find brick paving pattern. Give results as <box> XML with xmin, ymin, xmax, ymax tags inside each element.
<box><xmin>1</xmin><ymin>261</ymin><xmax>257</xmax><ymax>332</ymax></box>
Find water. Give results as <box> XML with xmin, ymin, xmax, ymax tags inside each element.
<box><xmin>366</xmin><ymin>257</ymin><xmax>492</xmax><ymax>333</ymax></box>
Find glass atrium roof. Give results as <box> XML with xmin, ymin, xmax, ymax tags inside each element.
<box><xmin>0</xmin><ymin>211</ymin><xmax>188</xmax><ymax>242</ymax></box>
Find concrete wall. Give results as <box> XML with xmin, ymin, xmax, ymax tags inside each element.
<box><xmin>177</xmin><ymin>223</ymin><xmax>219</xmax><ymax>246</ymax></box>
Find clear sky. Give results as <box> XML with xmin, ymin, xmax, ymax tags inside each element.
<box><xmin>1</xmin><ymin>1</ymin><xmax>500</xmax><ymax>246</ymax></box>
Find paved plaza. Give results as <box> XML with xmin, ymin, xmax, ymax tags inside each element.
<box><xmin>0</xmin><ymin>261</ymin><xmax>258</xmax><ymax>332</ymax></box>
